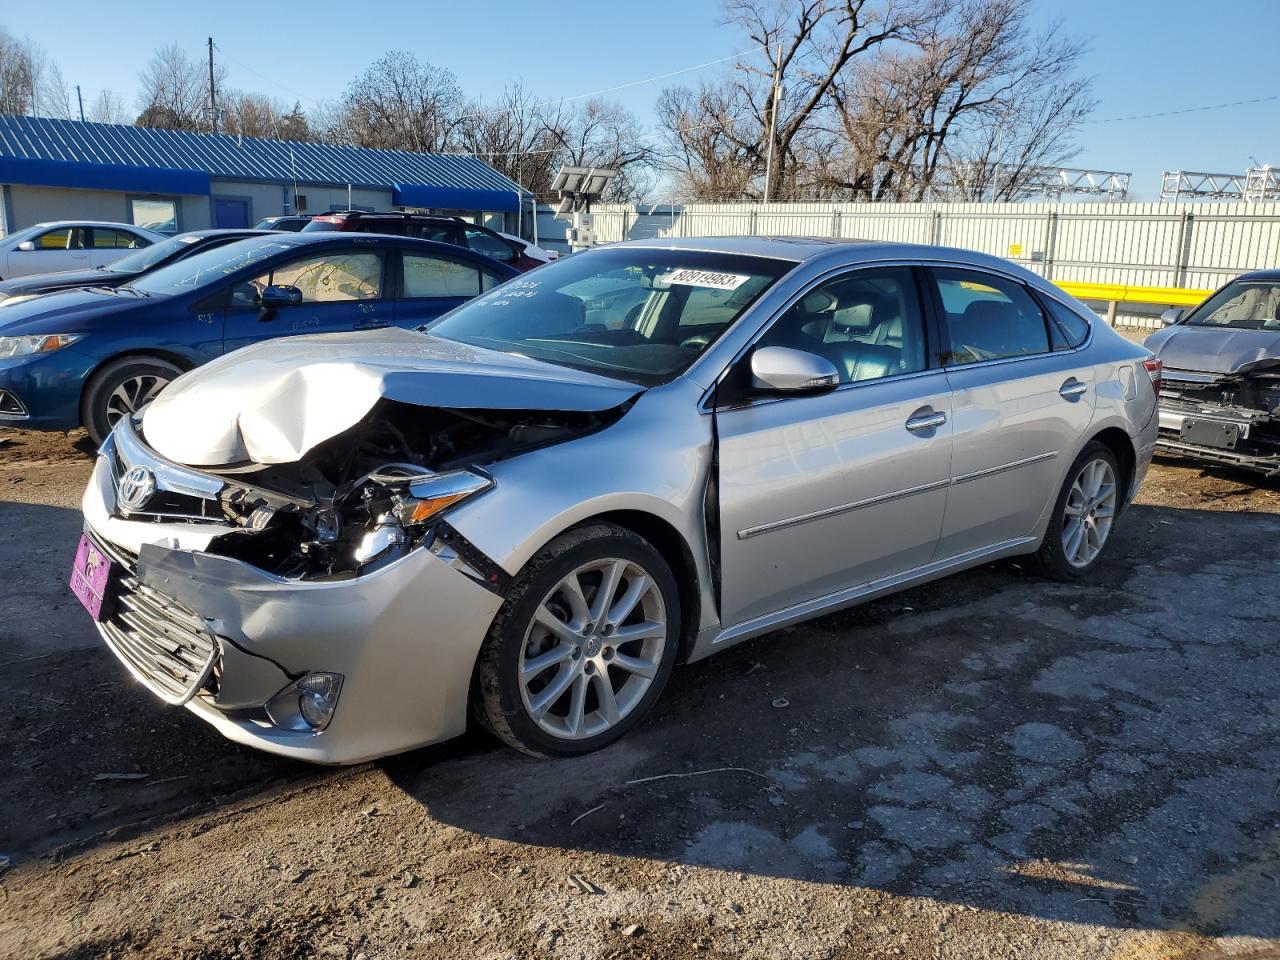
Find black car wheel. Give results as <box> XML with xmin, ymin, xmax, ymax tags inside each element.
<box><xmin>82</xmin><ymin>356</ymin><xmax>183</xmax><ymax>446</ymax></box>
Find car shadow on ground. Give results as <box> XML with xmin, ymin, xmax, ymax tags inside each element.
<box><xmin>380</xmin><ymin>500</ymin><xmax>1280</xmax><ymax>940</ymax></box>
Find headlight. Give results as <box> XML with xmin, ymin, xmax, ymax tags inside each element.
<box><xmin>0</xmin><ymin>333</ymin><xmax>83</xmax><ymax>358</ymax></box>
<box><xmin>398</xmin><ymin>469</ymin><xmax>493</xmax><ymax>524</ymax></box>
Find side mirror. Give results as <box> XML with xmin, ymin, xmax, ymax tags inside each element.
<box><xmin>259</xmin><ymin>284</ymin><xmax>302</xmax><ymax>309</ymax></box>
<box><xmin>1160</xmin><ymin>308</ymin><xmax>1183</xmax><ymax>326</ymax></box>
<box><xmin>15</xmin><ymin>240</ymin><xmax>35</xmax><ymax>252</ymax></box>
<box><xmin>750</xmin><ymin>346</ymin><xmax>840</xmax><ymax>393</ymax></box>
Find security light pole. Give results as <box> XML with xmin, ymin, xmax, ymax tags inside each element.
<box><xmin>551</xmin><ymin>165</ymin><xmax>618</xmax><ymax>253</ymax></box>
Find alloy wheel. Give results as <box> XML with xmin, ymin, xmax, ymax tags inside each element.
<box><xmin>105</xmin><ymin>375</ymin><xmax>170</xmax><ymax>428</ymax></box>
<box><xmin>517</xmin><ymin>557</ymin><xmax>668</xmax><ymax>741</ymax></box>
<box><xmin>1061</xmin><ymin>457</ymin><xmax>1117</xmax><ymax>568</ymax></box>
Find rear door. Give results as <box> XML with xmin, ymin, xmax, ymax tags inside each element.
<box><xmin>714</xmin><ymin>265</ymin><xmax>954</xmax><ymax>629</ymax></box>
<box><xmin>926</xmin><ymin>266</ymin><xmax>1096</xmax><ymax>559</ymax></box>
<box><xmin>392</xmin><ymin>247</ymin><xmax>505</xmax><ymax>328</ymax></box>
<box><xmin>88</xmin><ymin>228</ymin><xmax>146</xmax><ymax>269</ymax></box>
<box><xmin>221</xmin><ymin>246</ymin><xmax>390</xmax><ymax>353</ymax></box>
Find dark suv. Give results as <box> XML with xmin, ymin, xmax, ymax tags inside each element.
<box><xmin>302</xmin><ymin>211</ymin><xmax>542</xmax><ymax>272</ymax></box>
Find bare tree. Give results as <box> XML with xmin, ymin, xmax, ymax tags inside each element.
<box><xmin>136</xmin><ymin>43</ymin><xmax>224</xmax><ymax>131</ymax></box>
<box><xmin>537</xmin><ymin>98</ymin><xmax>656</xmax><ymax>202</ymax></box>
<box><xmin>88</xmin><ymin>88</ymin><xmax>129</xmax><ymax>124</ymax></box>
<box><xmin>456</xmin><ymin>84</ymin><xmax>561</xmax><ymax>195</ymax></box>
<box><xmin>661</xmin><ymin>0</ymin><xmax>921</xmax><ymax>200</ymax></box>
<box><xmin>322</xmin><ymin>52</ymin><xmax>466</xmax><ymax>152</ymax></box>
<box><xmin>827</xmin><ymin>0</ymin><xmax>1094</xmax><ymax>201</ymax></box>
<box><xmin>0</xmin><ymin>29</ymin><xmax>74</xmax><ymax>118</ymax></box>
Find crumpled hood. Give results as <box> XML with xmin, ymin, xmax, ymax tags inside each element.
<box><xmin>142</xmin><ymin>327</ymin><xmax>641</xmax><ymax>466</ymax></box>
<box><xmin>1145</xmin><ymin>324</ymin><xmax>1280</xmax><ymax>375</ymax></box>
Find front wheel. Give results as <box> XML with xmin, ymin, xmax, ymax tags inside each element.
<box><xmin>472</xmin><ymin>523</ymin><xmax>681</xmax><ymax>757</ymax></box>
<box><xmin>1035</xmin><ymin>441</ymin><xmax>1122</xmax><ymax>580</ymax></box>
<box><xmin>81</xmin><ymin>356</ymin><xmax>182</xmax><ymax>446</ymax></box>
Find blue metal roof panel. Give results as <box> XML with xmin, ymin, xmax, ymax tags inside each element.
<box><xmin>0</xmin><ymin>116</ymin><xmax>522</xmax><ymax>209</ymax></box>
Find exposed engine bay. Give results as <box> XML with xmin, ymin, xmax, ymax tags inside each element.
<box><xmin>1158</xmin><ymin>362</ymin><xmax>1280</xmax><ymax>473</ymax></box>
<box><xmin>130</xmin><ymin>399</ymin><xmax>623</xmax><ymax>580</ymax></box>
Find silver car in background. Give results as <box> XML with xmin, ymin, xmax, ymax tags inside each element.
<box><xmin>75</xmin><ymin>238</ymin><xmax>1159</xmax><ymax>763</ymax></box>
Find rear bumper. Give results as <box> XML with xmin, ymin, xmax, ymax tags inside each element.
<box><xmin>81</xmin><ymin>455</ymin><xmax>505</xmax><ymax>764</ymax></box>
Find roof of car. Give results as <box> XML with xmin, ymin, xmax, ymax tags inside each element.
<box><xmin>610</xmin><ymin>235</ymin><xmax>1030</xmax><ymax>272</ymax></box>
<box><xmin>179</xmin><ymin>228</ymin><xmax>274</xmax><ymax>239</ymax></box>
<box><xmin>27</xmin><ymin>220</ymin><xmax>160</xmax><ymax>231</ymax></box>
<box><xmin>1235</xmin><ymin>269</ymin><xmax>1280</xmax><ymax>281</ymax></box>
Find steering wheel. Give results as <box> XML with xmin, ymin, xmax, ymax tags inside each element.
<box><xmin>681</xmin><ymin>334</ymin><xmax>713</xmax><ymax>351</ymax></box>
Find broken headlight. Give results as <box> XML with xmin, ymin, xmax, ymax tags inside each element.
<box><xmin>349</xmin><ymin>468</ymin><xmax>493</xmax><ymax>573</ymax></box>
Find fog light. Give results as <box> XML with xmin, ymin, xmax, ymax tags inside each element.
<box><xmin>267</xmin><ymin>672</ymin><xmax>344</xmax><ymax>732</ymax></box>
<box><xmin>297</xmin><ymin>673</ymin><xmax>343</xmax><ymax>729</ymax></box>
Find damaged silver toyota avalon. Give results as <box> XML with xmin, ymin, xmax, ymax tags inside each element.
<box><xmin>73</xmin><ymin>238</ymin><xmax>1159</xmax><ymax>763</ymax></box>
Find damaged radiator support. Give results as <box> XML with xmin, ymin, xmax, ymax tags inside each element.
<box><xmin>1159</xmin><ymin>368</ymin><xmax>1280</xmax><ymax>474</ymax></box>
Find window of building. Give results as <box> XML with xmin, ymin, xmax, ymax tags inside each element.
<box><xmin>130</xmin><ymin>197</ymin><xmax>179</xmax><ymax>234</ymax></box>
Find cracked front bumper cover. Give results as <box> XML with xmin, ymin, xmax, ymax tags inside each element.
<box><xmin>83</xmin><ymin>456</ymin><xmax>505</xmax><ymax>764</ymax></box>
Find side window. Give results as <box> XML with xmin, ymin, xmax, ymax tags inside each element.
<box><xmin>402</xmin><ymin>253</ymin><xmax>482</xmax><ymax>298</ymax></box>
<box><xmin>232</xmin><ymin>251</ymin><xmax>383</xmax><ymax>306</ymax></box>
<box><xmin>754</xmin><ymin>267</ymin><xmax>927</xmax><ymax>384</ymax></box>
<box><xmin>464</xmin><ymin>227</ymin><xmax>515</xmax><ymax>262</ymax></box>
<box><xmin>36</xmin><ymin>227</ymin><xmax>80</xmax><ymax>250</ymax></box>
<box><xmin>1041</xmin><ymin>296</ymin><xmax>1092</xmax><ymax>350</ymax></box>
<box><xmin>92</xmin><ymin>229</ymin><xmax>144</xmax><ymax>249</ymax></box>
<box><xmin>411</xmin><ymin>223</ymin><xmax>458</xmax><ymax>244</ymax></box>
<box><xmin>930</xmin><ymin>269</ymin><xmax>1050</xmax><ymax>364</ymax></box>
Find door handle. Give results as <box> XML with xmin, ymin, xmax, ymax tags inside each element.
<box><xmin>1059</xmin><ymin>378</ymin><xmax>1088</xmax><ymax>400</ymax></box>
<box><xmin>905</xmin><ymin>409</ymin><xmax>947</xmax><ymax>433</ymax></box>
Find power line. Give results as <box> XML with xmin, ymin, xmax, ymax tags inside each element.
<box><xmin>1088</xmin><ymin>94</ymin><xmax>1280</xmax><ymax>124</ymax></box>
<box><xmin>212</xmin><ymin>43</ymin><xmax>320</xmax><ymax>107</ymax></box>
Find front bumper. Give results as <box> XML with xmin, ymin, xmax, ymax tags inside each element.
<box><xmin>1156</xmin><ymin>405</ymin><xmax>1280</xmax><ymax>475</ymax></box>
<box><xmin>82</xmin><ymin>453</ymin><xmax>505</xmax><ymax>764</ymax></box>
<box><xmin>0</xmin><ymin>349</ymin><xmax>94</xmax><ymax>430</ymax></box>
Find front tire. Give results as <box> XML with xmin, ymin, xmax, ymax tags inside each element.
<box><xmin>472</xmin><ymin>523</ymin><xmax>681</xmax><ymax>758</ymax></box>
<box><xmin>82</xmin><ymin>356</ymin><xmax>182</xmax><ymax>446</ymax></box>
<box><xmin>1035</xmin><ymin>441</ymin><xmax>1122</xmax><ymax>580</ymax></box>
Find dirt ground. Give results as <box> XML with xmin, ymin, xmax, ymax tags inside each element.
<box><xmin>1</xmin><ymin>417</ymin><xmax>1278</xmax><ymax>960</ymax></box>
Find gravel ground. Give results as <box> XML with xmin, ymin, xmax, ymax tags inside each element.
<box><xmin>1</xmin><ymin>419</ymin><xmax>1278</xmax><ymax>960</ymax></box>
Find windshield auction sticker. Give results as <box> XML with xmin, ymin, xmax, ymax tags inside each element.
<box><xmin>661</xmin><ymin>269</ymin><xmax>751</xmax><ymax>290</ymax></box>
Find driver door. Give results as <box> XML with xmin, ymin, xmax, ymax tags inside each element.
<box><xmin>221</xmin><ymin>247</ymin><xmax>389</xmax><ymax>353</ymax></box>
<box><xmin>714</xmin><ymin>265</ymin><xmax>953</xmax><ymax>628</ymax></box>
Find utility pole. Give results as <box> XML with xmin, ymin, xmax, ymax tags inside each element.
<box><xmin>207</xmin><ymin>37</ymin><xmax>218</xmax><ymax>134</ymax></box>
<box><xmin>75</xmin><ymin>85</ymin><xmax>85</xmax><ymax>122</ymax></box>
<box><xmin>762</xmin><ymin>42</ymin><xmax>782</xmax><ymax>203</ymax></box>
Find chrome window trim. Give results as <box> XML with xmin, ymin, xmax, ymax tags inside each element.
<box><xmin>698</xmin><ymin>257</ymin><xmax>935</xmax><ymax>413</ymax></box>
<box><xmin>112</xmin><ymin>417</ymin><xmax>226</xmax><ymax>499</ymax></box>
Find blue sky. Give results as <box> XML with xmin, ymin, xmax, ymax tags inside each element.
<box><xmin>5</xmin><ymin>0</ymin><xmax>1277</xmax><ymax>200</ymax></box>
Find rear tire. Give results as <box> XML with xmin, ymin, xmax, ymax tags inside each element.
<box><xmin>1034</xmin><ymin>441</ymin><xmax>1122</xmax><ymax>580</ymax></box>
<box><xmin>82</xmin><ymin>356</ymin><xmax>182</xmax><ymax>446</ymax></box>
<box><xmin>472</xmin><ymin>523</ymin><xmax>681</xmax><ymax>758</ymax></box>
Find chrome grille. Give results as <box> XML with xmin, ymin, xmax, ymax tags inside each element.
<box><xmin>90</xmin><ymin>533</ymin><xmax>218</xmax><ymax>705</ymax></box>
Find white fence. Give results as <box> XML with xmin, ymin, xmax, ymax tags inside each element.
<box><xmin>535</xmin><ymin>201</ymin><xmax>1280</xmax><ymax>326</ymax></box>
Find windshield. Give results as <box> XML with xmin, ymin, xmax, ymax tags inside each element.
<box><xmin>102</xmin><ymin>233</ymin><xmax>202</xmax><ymax>274</ymax></box>
<box><xmin>128</xmin><ymin>238</ymin><xmax>295</xmax><ymax>296</ymax></box>
<box><xmin>1186</xmin><ymin>280</ymin><xmax>1280</xmax><ymax>330</ymax></box>
<box><xmin>426</xmin><ymin>248</ymin><xmax>790</xmax><ymax>385</ymax></box>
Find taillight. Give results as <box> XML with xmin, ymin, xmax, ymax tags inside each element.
<box><xmin>1142</xmin><ymin>357</ymin><xmax>1162</xmax><ymax>397</ymax></box>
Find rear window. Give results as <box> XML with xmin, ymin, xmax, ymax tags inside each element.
<box><xmin>1041</xmin><ymin>296</ymin><xmax>1092</xmax><ymax>349</ymax></box>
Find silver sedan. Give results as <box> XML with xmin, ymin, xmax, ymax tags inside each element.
<box><xmin>74</xmin><ymin>238</ymin><xmax>1160</xmax><ymax>763</ymax></box>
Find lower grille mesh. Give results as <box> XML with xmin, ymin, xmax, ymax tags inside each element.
<box><xmin>91</xmin><ymin>534</ymin><xmax>218</xmax><ymax>705</ymax></box>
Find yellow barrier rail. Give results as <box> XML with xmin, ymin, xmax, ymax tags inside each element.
<box><xmin>1053</xmin><ymin>280</ymin><xmax>1212</xmax><ymax>309</ymax></box>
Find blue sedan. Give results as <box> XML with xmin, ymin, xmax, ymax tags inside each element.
<box><xmin>0</xmin><ymin>233</ymin><xmax>518</xmax><ymax>443</ymax></box>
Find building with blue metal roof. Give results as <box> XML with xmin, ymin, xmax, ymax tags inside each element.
<box><xmin>0</xmin><ymin>115</ymin><xmax>526</xmax><ymax>236</ymax></box>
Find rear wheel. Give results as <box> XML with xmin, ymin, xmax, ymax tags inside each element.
<box><xmin>472</xmin><ymin>523</ymin><xmax>680</xmax><ymax>757</ymax></box>
<box><xmin>82</xmin><ymin>356</ymin><xmax>182</xmax><ymax>446</ymax></box>
<box><xmin>1035</xmin><ymin>441</ymin><xmax>1122</xmax><ymax>579</ymax></box>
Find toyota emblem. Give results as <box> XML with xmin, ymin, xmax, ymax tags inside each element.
<box><xmin>118</xmin><ymin>465</ymin><xmax>157</xmax><ymax>512</ymax></box>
